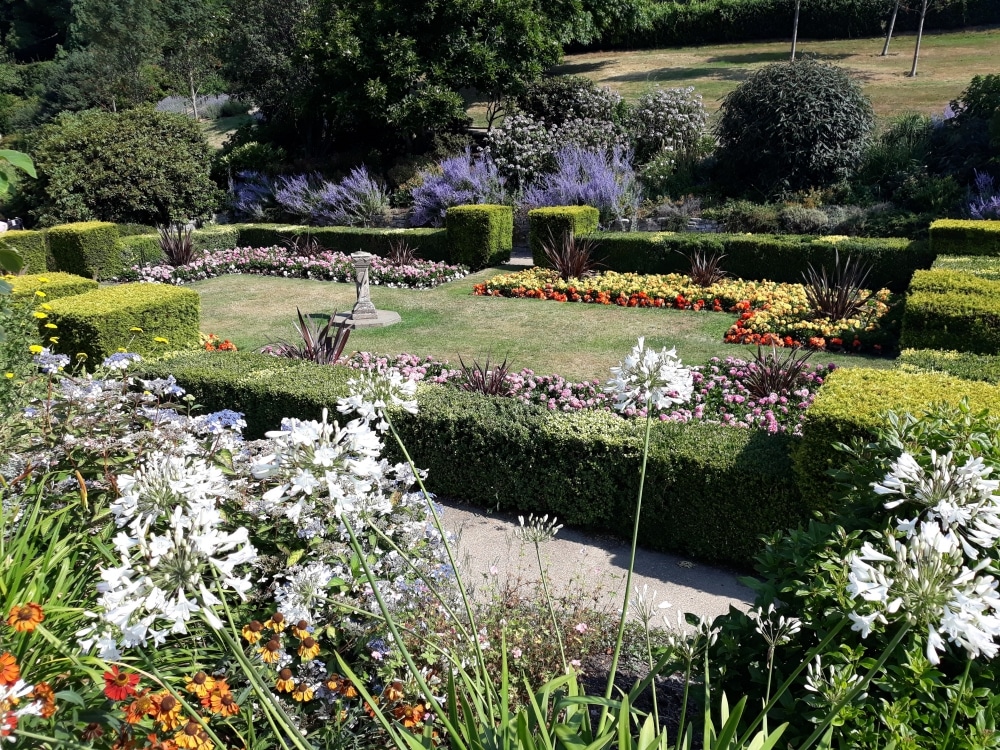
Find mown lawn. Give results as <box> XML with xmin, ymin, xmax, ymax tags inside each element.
<box><xmin>549</xmin><ymin>26</ymin><xmax>1000</xmax><ymax>119</ymax></box>
<box><xmin>193</xmin><ymin>270</ymin><xmax>895</xmax><ymax>382</ymax></box>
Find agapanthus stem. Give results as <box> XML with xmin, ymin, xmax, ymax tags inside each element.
<box><xmin>601</xmin><ymin>401</ymin><xmax>654</xmax><ymax>728</ymax></box>
<box><xmin>797</xmin><ymin>622</ymin><xmax>910</xmax><ymax>750</ymax></box>
<box><xmin>943</xmin><ymin>658</ymin><xmax>973</xmax><ymax>750</ymax></box>
<box><xmin>534</xmin><ymin>539</ymin><xmax>567</xmax><ymax>672</ymax></box>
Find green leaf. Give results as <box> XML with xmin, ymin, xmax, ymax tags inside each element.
<box><xmin>0</xmin><ymin>149</ymin><xmax>37</xmax><ymax>178</ymax></box>
<box><xmin>286</xmin><ymin>548</ymin><xmax>306</xmax><ymax>567</ymax></box>
<box><xmin>0</xmin><ymin>247</ymin><xmax>24</xmax><ymax>274</ymax></box>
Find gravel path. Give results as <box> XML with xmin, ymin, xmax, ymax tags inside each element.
<box><xmin>438</xmin><ymin>499</ymin><xmax>755</xmax><ymax>625</ymax></box>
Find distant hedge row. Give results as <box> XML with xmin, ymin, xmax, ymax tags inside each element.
<box><xmin>586</xmin><ymin>0</ymin><xmax>1000</xmax><ymax>50</ymax></box>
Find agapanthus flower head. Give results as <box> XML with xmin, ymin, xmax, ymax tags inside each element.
<box><xmin>846</xmin><ymin>521</ymin><xmax>1000</xmax><ymax>664</ymax></box>
<box><xmin>748</xmin><ymin>602</ymin><xmax>802</xmax><ymax>650</ymax></box>
<box><xmin>629</xmin><ymin>584</ymin><xmax>671</xmax><ymax>627</ymax></box>
<box><xmin>515</xmin><ymin>513</ymin><xmax>563</xmax><ymax>544</ymax></box>
<box><xmin>338</xmin><ymin>368</ymin><xmax>418</xmax><ymax>430</ymax></box>
<box><xmin>804</xmin><ymin>655</ymin><xmax>866</xmax><ymax>709</ymax></box>
<box><xmin>606</xmin><ymin>337</ymin><xmax>693</xmax><ymax>413</ymax></box>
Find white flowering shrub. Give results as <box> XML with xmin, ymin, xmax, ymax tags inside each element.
<box><xmin>710</xmin><ymin>400</ymin><xmax>1000</xmax><ymax>748</ymax></box>
<box><xmin>483</xmin><ymin>114</ymin><xmax>557</xmax><ymax>191</ymax></box>
<box><xmin>626</xmin><ymin>86</ymin><xmax>708</xmax><ymax>165</ymax></box>
<box><xmin>516</xmin><ymin>75</ymin><xmax>623</xmax><ymax>127</ymax></box>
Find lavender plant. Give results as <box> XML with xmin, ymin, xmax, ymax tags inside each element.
<box><xmin>310</xmin><ymin>166</ymin><xmax>390</xmax><ymax>227</ymax></box>
<box><xmin>409</xmin><ymin>148</ymin><xmax>508</xmax><ymax>227</ymax></box>
<box><xmin>968</xmin><ymin>169</ymin><xmax>1000</xmax><ymax>219</ymax></box>
<box><xmin>522</xmin><ymin>145</ymin><xmax>641</xmax><ymax>228</ymax></box>
<box><xmin>229</xmin><ymin>170</ymin><xmax>276</xmax><ymax>221</ymax></box>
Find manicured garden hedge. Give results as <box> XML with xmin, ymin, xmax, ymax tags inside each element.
<box><xmin>932</xmin><ymin>254</ymin><xmax>1000</xmax><ymax>281</ymax></box>
<box><xmin>230</xmin><ymin>224</ymin><xmax>451</xmax><ymax>263</ymax></box>
<box><xmin>8</xmin><ymin>272</ymin><xmax>97</xmax><ymax>303</ymax></box>
<box><xmin>47</xmin><ymin>221</ymin><xmax>121</xmax><ymax>280</ymax></box>
<box><xmin>446</xmin><ymin>205</ymin><xmax>513</xmax><ymax>269</ymax></box>
<box><xmin>529</xmin><ymin>206</ymin><xmax>601</xmax><ymax>265</ymax></box>
<box><xmin>0</xmin><ymin>230</ymin><xmax>50</xmax><ymax>274</ymax></box>
<box><xmin>576</xmin><ymin>231</ymin><xmax>932</xmax><ymax>293</ymax></box>
<box><xmin>793</xmin><ymin>368</ymin><xmax>1000</xmax><ymax>510</ymax></box>
<box><xmin>139</xmin><ymin>350</ymin><xmax>804</xmax><ymax>566</ymax></box>
<box><xmin>137</xmin><ymin>350</ymin><xmax>355</xmax><ymax>435</ymax></box>
<box><xmin>929</xmin><ymin>219</ymin><xmax>1000</xmax><ymax>257</ymax></box>
<box><xmin>900</xmin><ymin>270</ymin><xmax>1000</xmax><ymax>354</ymax></box>
<box><xmin>898</xmin><ymin>348</ymin><xmax>1000</xmax><ymax>384</ymax></box>
<box><xmin>46</xmin><ymin>283</ymin><xmax>200</xmax><ymax>361</ymax></box>
<box><xmin>115</xmin><ymin>226</ymin><xmax>243</xmax><ymax>269</ymax></box>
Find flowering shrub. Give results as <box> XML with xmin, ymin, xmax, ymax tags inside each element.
<box><xmin>229</xmin><ymin>170</ymin><xmax>276</xmax><ymax>221</ymax></box>
<box><xmin>711</xmin><ymin>401</ymin><xmax>1000</xmax><ymax>748</ymax></box>
<box><xmin>522</xmin><ymin>145</ymin><xmax>641</xmax><ymax>227</ymax></box>
<box><xmin>117</xmin><ymin>246</ymin><xmax>468</xmax><ymax>288</ymax></box>
<box><xmin>626</xmin><ymin>86</ymin><xmax>708</xmax><ymax>164</ymax></box>
<box><xmin>342</xmin><ymin>350</ymin><xmax>832</xmax><ymax>434</ymax></box>
<box><xmin>517</xmin><ymin>76</ymin><xmax>623</xmax><ymax>127</ymax></box>
<box><xmin>482</xmin><ymin>114</ymin><xmax>557</xmax><ymax>191</ymax></box>
<box><xmin>409</xmin><ymin>149</ymin><xmax>508</xmax><ymax>227</ymax></box>
<box><xmin>475</xmin><ymin>268</ymin><xmax>892</xmax><ymax>352</ymax></box>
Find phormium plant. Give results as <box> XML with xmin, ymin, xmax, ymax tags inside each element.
<box><xmin>157</xmin><ymin>224</ymin><xmax>197</xmax><ymax>267</ymax></box>
<box><xmin>741</xmin><ymin>344</ymin><xmax>815</xmax><ymax>399</ymax></box>
<box><xmin>261</xmin><ymin>308</ymin><xmax>351</xmax><ymax>365</ymax></box>
<box><xmin>685</xmin><ymin>248</ymin><xmax>727</xmax><ymax>287</ymax></box>
<box><xmin>543</xmin><ymin>231</ymin><xmax>603</xmax><ymax>282</ymax></box>
<box><xmin>802</xmin><ymin>250</ymin><xmax>872</xmax><ymax>322</ymax></box>
<box><xmin>458</xmin><ymin>354</ymin><xmax>512</xmax><ymax>396</ymax></box>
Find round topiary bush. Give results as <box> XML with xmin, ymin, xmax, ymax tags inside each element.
<box><xmin>715</xmin><ymin>60</ymin><xmax>875</xmax><ymax>194</ymax></box>
<box><xmin>21</xmin><ymin>108</ymin><xmax>221</xmax><ymax>227</ymax></box>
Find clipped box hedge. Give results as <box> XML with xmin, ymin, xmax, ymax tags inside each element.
<box><xmin>0</xmin><ymin>230</ymin><xmax>50</xmax><ymax>274</ymax></box>
<box><xmin>140</xmin><ymin>351</ymin><xmax>805</xmax><ymax>566</ymax></box>
<box><xmin>932</xmin><ymin>254</ymin><xmax>1000</xmax><ymax>281</ymax></box>
<box><xmin>47</xmin><ymin>221</ymin><xmax>122</xmax><ymax>280</ymax></box>
<box><xmin>900</xmin><ymin>269</ymin><xmax>1000</xmax><ymax>354</ymax></box>
<box><xmin>45</xmin><ymin>283</ymin><xmax>199</xmax><ymax>361</ymax></box>
<box><xmin>8</xmin><ymin>272</ymin><xmax>98</xmax><ymax>303</ymax></box>
<box><xmin>138</xmin><ymin>351</ymin><xmax>357</xmax><ymax>438</ymax></box>
<box><xmin>117</xmin><ymin>234</ymin><xmax>163</xmax><ymax>268</ymax></box>
<box><xmin>231</xmin><ymin>224</ymin><xmax>451</xmax><ymax>263</ymax></box>
<box><xmin>929</xmin><ymin>219</ymin><xmax>1000</xmax><ymax>256</ymax></box>
<box><xmin>529</xmin><ymin>206</ymin><xmax>601</xmax><ymax>265</ymax></box>
<box><xmin>587</xmin><ymin>231</ymin><xmax>932</xmax><ymax>293</ymax></box>
<box><xmin>793</xmin><ymin>368</ymin><xmax>1000</xmax><ymax>510</ymax></box>
<box><xmin>193</xmin><ymin>225</ymin><xmax>240</xmax><ymax>253</ymax></box>
<box><xmin>446</xmin><ymin>205</ymin><xmax>513</xmax><ymax>269</ymax></box>
<box><xmin>898</xmin><ymin>348</ymin><xmax>1000</xmax><ymax>384</ymax></box>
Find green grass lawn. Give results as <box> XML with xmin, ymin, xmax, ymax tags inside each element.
<box><xmin>199</xmin><ymin>114</ymin><xmax>254</xmax><ymax>150</ymax></box>
<box><xmin>194</xmin><ymin>270</ymin><xmax>895</xmax><ymax>382</ymax></box>
<box><xmin>550</xmin><ymin>27</ymin><xmax>999</xmax><ymax>119</ymax></box>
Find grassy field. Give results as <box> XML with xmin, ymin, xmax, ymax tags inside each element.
<box><xmin>547</xmin><ymin>26</ymin><xmax>1000</xmax><ymax>119</ymax></box>
<box><xmin>198</xmin><ymin>114</ymin><xmax>254</xmax><ymax>150</ymax></box>
<box><xmin>193</xmin><ymin>271</ymin><xmax>894</xmax><ymax>382</ymax></box>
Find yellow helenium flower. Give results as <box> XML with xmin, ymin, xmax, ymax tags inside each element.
<box><xmin>44</xmin><ymin>323</ymin><xmax>57</xmax><ymax>329</ymax></box>
<box><xmin>28</xmin><ymin>345</ymin><xmax>43</xmax><ymax>354</ymax></box>
<box><xmin>34</xmin><ymin>290</ymin><xmax>45</xmax><ymax>298</ymax></box>
<box><xmin>153</xmin><ymin>337</ymin><xmax>169</xmax><ymax>344</ymax></box>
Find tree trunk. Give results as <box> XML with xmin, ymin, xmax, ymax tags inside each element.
<box><xmin>881</xmin><ymin>0</ymin><xmax>901</xmax><ymax>56</ymax></box>
<box><xmin>189</xmin><ymin>68</ymin><xmax>199</xmax><ymax>121</ymax></box>
<box><xmin>791</xmin><ymin>0</ymin><xmax>802</xmax><ymax>61</ymax></box>
<box><xmin>909</xmin><ymin>0</ymin><xmax>929</xmax><ymax>77</ymax></box>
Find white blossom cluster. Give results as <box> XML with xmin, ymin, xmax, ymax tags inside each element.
<box><xmin>606</xmin><ymin>337</ymin><xmax>694</xmax><ymax>413</ymax></box>
<box><xmin>846</xmin><ymin>448</ymin><xmax>1000</xmax><ymax>664</ymax></box>
<box><xmin>626</xmin><ymin>86</ymin><xmax>708</xmax><ymax>162</ymax></box>
<box><xmin>79</xmin><ymin>451</ymin><xmax>258</xmax><ymax>659</ymax></box>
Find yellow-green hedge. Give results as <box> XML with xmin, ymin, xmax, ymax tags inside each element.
<box><xmin>45</xmin><ymin>283</ymin><xmax>199</xmax><ymax>361</ymax></box>
<box><xmin>0</xmin><ymin>230</ymin><xmax>50</xmax><ymax>274</ymax></box>
<box><xmin>528</xmin><ymin>206</ymin><xmax>600</xmax><ymax>265</ymax></box>
<box><xmin>446</xmin><ymin>205</ymin><xmax>513</xmax><ymax>269</ymax></box>
<box><xmin>47</xmin><ymin>221</ymin><xmax>121</xmax><ymax>280</ymax></box>
<box><xmin>929</xmin><ymin>219</ymin><xmax>1000</xmax><ymax>256</ymax></box>
<box><xmin>793</xmin><ymin>368</ymin><xmax>1000</xmax><ymax>509</ymax></box>
<box><xmin>7</xmin><ymin>272</ymin><xmax>98</xmax><ymax>303</ymax></box>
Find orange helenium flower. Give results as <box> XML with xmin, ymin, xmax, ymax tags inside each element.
<box><xmin>297</xmin><ymin>637</ymin><xmax>320</xmax><ymax>661</ymax></box>
<box><xmin>208</xmin><ymin>691</ymin><xmax>239</xmax><ymax>717</ymax></box>
<box><xmin>174</xmin><ymin>721</ymin><xmax>213</xmax><ymax>750</ymax></box>
<box><xmin>0</xmin><ymin>653</ymin><xmax>19</xmax><ymax>686</ymax></box>
<box><xmin>31</xmin><ymin>681</ymin><xmax>57</xmax><ymax>718</ymax></box>
<box><xmin>150</xmin><ymin>693</ymin><xmax>183</xmax><ymax>731</ymax></box>
<box><xmin>184</xmin><ymin>672</ymin><xmax>215</xmax><ymax>699</ymax></box>
<box><xmin>275</xmin><ymin>668</ymin><xmax>295</xmax><ymax>693</ymax></box>
<box><xmin>291</xmin><ymin>682</ymin><xmax>314</xmax><ymax>702</ymax></box>
<box><xmin>241</xmin><ymin>621</ymin><xmax>264</xmax><ymax>644</ymax></box>
<box><xmin>7</xmin><ymin>603</ymin><xmax>44</xmax><ymax>633</ymax></box>
<box><xmin>264</xmin><ymin>612</ymin><xmax>286</xmax><ymax>633</ymax></box>
<box><xmin>123</xmin><ymin>689</ymin><xmax>154</xmax><ymax>724</ymax></box>
<box><xmin>103</xmin><ymin>666</ymin><xmax>140</xmax><ymax>701</ymax></box>
<box><xmin>291</xmin><ymin>620</ymin><xmax>310</xmax><ymax>640</ymax></box>
<box><xmin>258</xmin><ymin>639</ymin><xmax>282</xmax><ymax>664</ymax></box>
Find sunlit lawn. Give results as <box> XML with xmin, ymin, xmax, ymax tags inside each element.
<box><xmin>194</xmin><ymin>269</ymin><xmax>895</xmax><ymax>382</ymax></box>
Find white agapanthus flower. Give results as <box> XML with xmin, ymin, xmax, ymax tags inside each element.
<box><xmin>80</xmin><ymin>452</ymin><xmax>257</xmax><ymax>656</ymax></box>
<box><xmin>748</xmin><ymin>602</ymin><xmax>802</xmax><ymax>651</ymax></box>
<box><xmin>338</xmin><ymin>368</ymin><xmax>418</xmax><ymax>431</ymax></box>
<box><xmin>606</xmin><ymin>337</ymin><xmax>694</xmax><ymax>413</ymax></box>
<box><xmin>873</xmin><ymin>450</ymin><xmax>1000</xmax><ymax>557</ymax></box>
<box><xmin>846</xmin><ymin>522</ymin><xmax>1000</xmax><ymax>664</ymax></box>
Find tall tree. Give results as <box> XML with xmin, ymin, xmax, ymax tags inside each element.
<box><xmin>67</xmin><ymin>0</ymin><xmax>163</xmax><ymax>111</ymax></box>
<box><xmin>162</xmin><ymin>0</ymin><xmax>226</xmax><ymax>119</ymax></box>
<box><xmin>790</xmin><ymin>0</ymin><xmax>802</xmax><ymax>60</ymax></box>
<box><xmin>880</xmin><ymin>0</ymin><xmax>902</xmax><ymax>56</ymax></box>
<box><xmin>0</xmin><ymin>0</ymin><xmax>73</xmax><ymax>61</ymax></box>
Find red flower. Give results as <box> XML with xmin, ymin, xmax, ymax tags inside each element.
<box><xmin>104</xmin><ymin>666</ymin><xmax>140</xmax><ymax>701</ymax></box>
